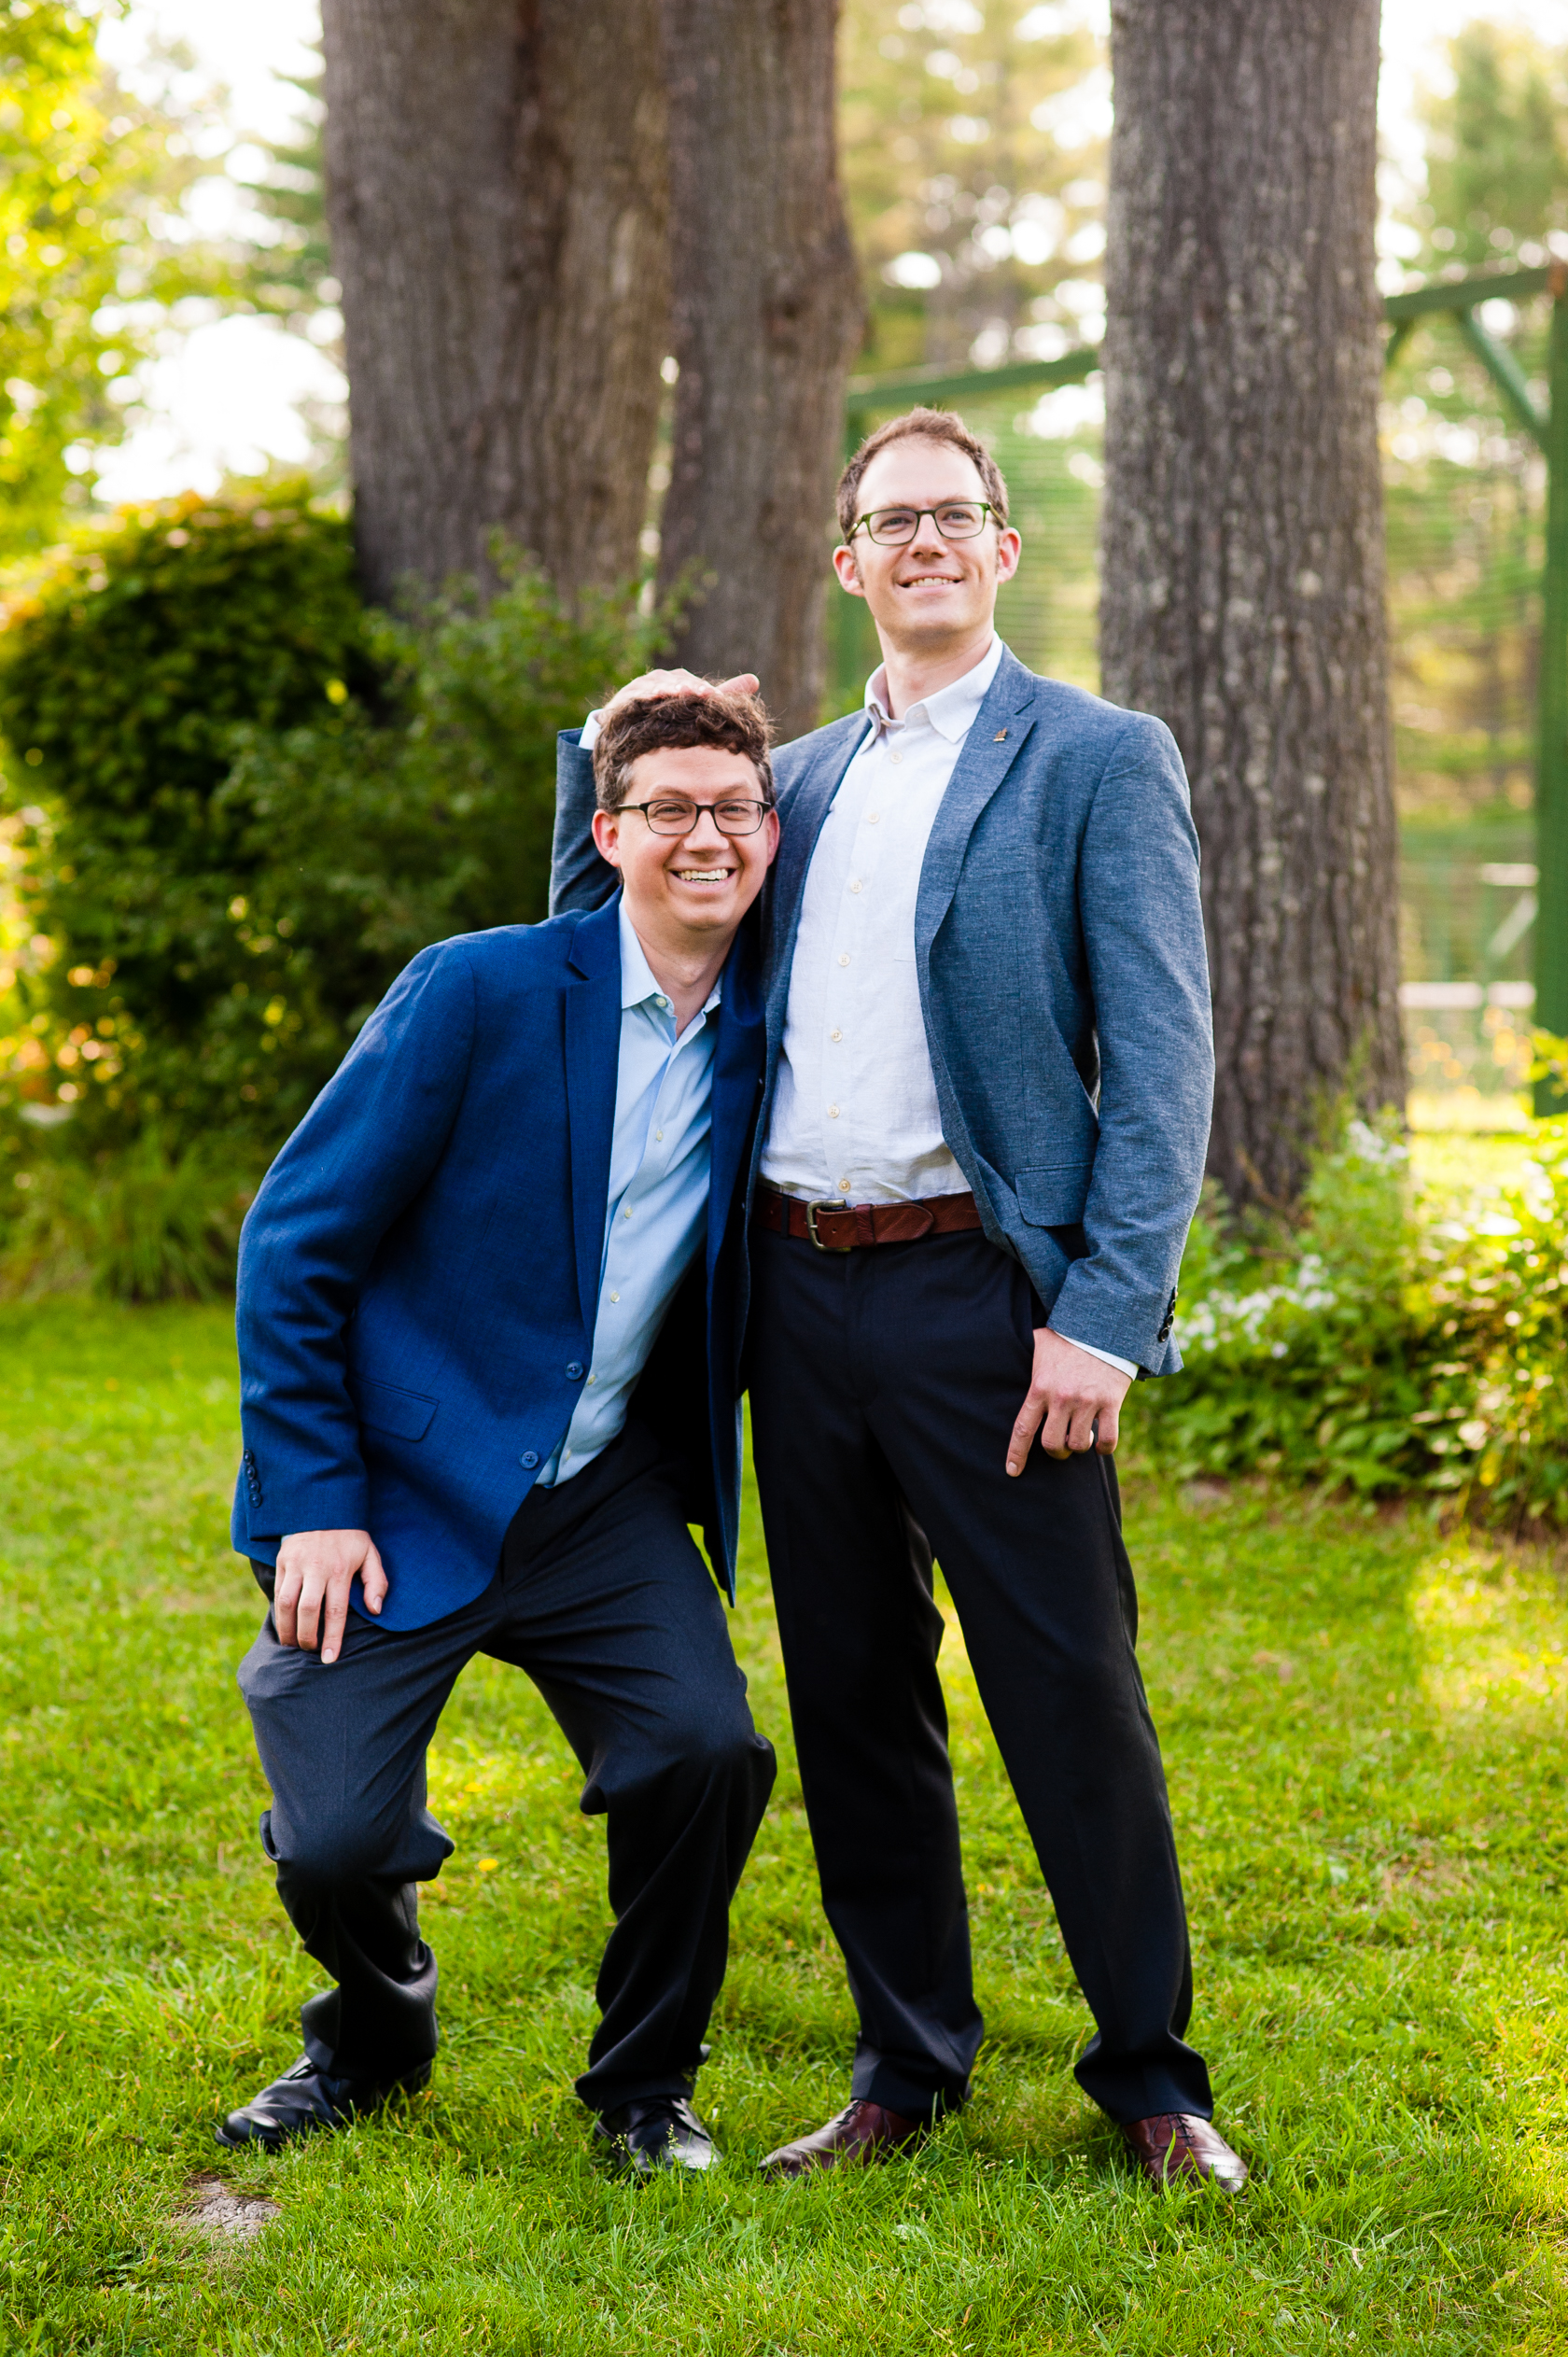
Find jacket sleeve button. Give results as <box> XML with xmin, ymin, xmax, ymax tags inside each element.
<box><xmin>521</xmin><ymin>1451</ymin><xmax>539</xmax><ymax>1469</ymax></box>
<box><xmin>566</xmin><ymin>1362</ymin><xmax>583</xmax><ymax>1380</ymax></box>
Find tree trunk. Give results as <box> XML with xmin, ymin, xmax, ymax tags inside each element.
<box><xmin>656</xmin><ymin>0</ymin><xmax>864</xmax><ymax>742</ymax></box>
<box><xmin>1099</xmin><ymin>0</ymin><xmax>1404</xmax><ymax>1210</ymax></box>
<box><xmin>321</xmin><ymin>0</ymin><xmax>669</xmax><ymax>605</ymax></box>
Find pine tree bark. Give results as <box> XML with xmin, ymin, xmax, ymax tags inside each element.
<box><xmin>656</xmin><ymin>0</ymin><xmax>864</xmax><ymax>741</ymax></box>
<box><xmin>320</xmin><ymin>0</ymin><xmax>669</xmax><ymax>605</ymax></box>
<box><xmin>1100</xmin><ymin>0</ymin><xmax>1404</xmax><ymax>1209</ymax></box>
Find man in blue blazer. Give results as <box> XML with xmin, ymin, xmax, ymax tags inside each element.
<box><xmin>551</xmin><ymin>409</ymin><xmax>1245</xmax><ymax>2191</ymax></box>
<box><xmin>221</xmin><ymin>690</ymin><xmax>779</xmax><ymax>2176</ymax></box>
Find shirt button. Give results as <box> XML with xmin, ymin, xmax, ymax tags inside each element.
<box><xmin>623</xmin><ymin>1205</ymin><xmax>633</xmax><ymax>1218</ymax></box>
<box><xmin>830</xmin><ymin>1028</ymin><xmax>843</xmax><ymax>1042</ymax></box>
<box><xmin>838</xmin><ymin>953</ymin><xmax>850</xmax><ymax>967</ymax></box>
<box><xmin>889</xmin><ymin>750</ymin><xmax>903</xmax><ymax>765</ymax></box>
<box><xmin>609</xmin><ymin>1291</ymin><xmax>620</xmax><ymax>1303</ymax></box>
<box><xmin>849</xmin><ymin>878</ymin><xmax>862</xmax><ymax>893</ymax></box>
<box><xmin>828</xmin><ymin>1103</ymin><xmax>840</xmax><ymax>1118</ymax></box>
<box><xmin>655</xmin><ymin>1129</ymin><xmax>664</xmax><ymax>1141</ymax></box>
<box><xmin>521</xmin><ymin>1451</ymin><xmax>539</xmax><ymax>1469</ymax></box>
<box><xmin>587</xmin><ymin>1373</ymin><xmax>596</xmax><ymax>1385</ymax></box>
<box><xmin>566</xmin><ymin>1362</ymin><xmax>583</xmax><ymax>1379</ymax></box>
<box><xmin>867</xmin><ymin>811</ymin><xmax>881</xmax><ymax>823</ymax></box>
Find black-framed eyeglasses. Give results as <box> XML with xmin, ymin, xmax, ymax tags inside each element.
<box><xmin>617</xmin><ymin>795</ymin><xmax>776</xmax><ymax>837</ymax></box>
<box><xmin>848</xmin><ymin>500</ymin><xmax>999</xmax><ymax>546</ymax></box>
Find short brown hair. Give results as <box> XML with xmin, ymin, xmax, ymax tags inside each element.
<box><xmin>836</xmin><ymin>407</ymin><xmax>1010</xmax><ymax>542</ymax></box>
<box><xmin>593</xmin><ymin>687</ymin><xmax>775</xmax><ymax>813</ymax></box>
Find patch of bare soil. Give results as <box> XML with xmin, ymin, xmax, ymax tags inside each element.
<box><xmin>178</xmin><ymin>2174</ymin><xmax>280</xmax><ymax>2247</ymax></box>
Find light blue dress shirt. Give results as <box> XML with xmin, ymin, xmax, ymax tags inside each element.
<box><xmin>537</xmin><ymin>902</ymin><xmax>722</xmax><ymax>1486</ymax></box>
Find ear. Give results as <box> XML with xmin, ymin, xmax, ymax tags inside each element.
<box><xmin>832</xmin><ymin>543</ymin><xmax>866</xmax><ymax>599</ymax></box>
<box><xmin>762</xmin><ymin>806</ymin><xmax>781</xmax><ymax>869</ymax></box>
<box><xmin>994</xmin><ymin>526</ymin><xmax>1023</xmax><ymax>586</ymax></box>
<box><xmin>591</xmin><ymin>807</ymin><xmax>624</xmax><ymax>868</ymax></box>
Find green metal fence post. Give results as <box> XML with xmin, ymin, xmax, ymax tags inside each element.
<box><xmin>1537</xmin><ymin>260</ymin><xmax>1568</xmax><ymax>1113</ymax></box>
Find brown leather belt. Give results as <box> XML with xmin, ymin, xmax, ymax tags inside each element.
<box><xmin>754</xmin><ymin>1184</ymin><xmax>984</xmax><ymax>1253</ymax></box>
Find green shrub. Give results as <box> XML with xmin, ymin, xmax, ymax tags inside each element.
<box><xmin>0</xmin><ymin>498</ymin><xmax>665</xmax><ymax>1154</ymax></box>
<box><xmin>0</xmin><ymin>1131</ymin><xmax>259</xmax><ymax>1301</ymax></box>
<box><xmin>1139</xmin><ymin>1111</ymin><xmax>1568</xmax><ymax>1534</ymax></box>
<box><xmin>0</xmin><ymin>483</ymin><xmax>373</xmax><ymax>1146</ymax></box>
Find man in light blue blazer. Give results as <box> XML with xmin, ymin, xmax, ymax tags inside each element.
<box><xmin>220</xmin><ymin>690</ymin><xmax>780</xmax><ymax>2176</ymax></box>
<box><xmin>552</xmin><ymin>408</ymin><xmax>1244</xmax><ymax>2192</ymax></box>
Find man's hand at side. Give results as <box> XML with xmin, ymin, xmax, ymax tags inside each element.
<box><xmin>273</xmin><ymin>1529</ymin><xmax>388</xmax><ymax>1665</ymax></box>
<box><xmin>1006</xmin><ymin>1328</ymin><xmax>1132</xmax><ymax>1475</ymax></box>
<box><xmin>602</xmin><ymin>666</ymin><xmax>760</xmax><ymax>718</ymax></box>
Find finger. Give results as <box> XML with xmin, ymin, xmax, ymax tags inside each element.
<box><xmin>718</xmin><ymin>672</ymin><xmax>761</xmax><ymax>697</ymax></box>
<box><xmin>606</xmin><ymin>667</ymin><xmax>706</xmax><ymax>712</ymax></box>
<box><xmin>1006</xmin><ymin>1386</ymin><xmax>1049</xmax><ymax>1478</ymax></box>
<box><xmin>318</xmin><ymin>1573</ymin><xmax>351</xmax><ymax>1668</ymax></box>
<box><xmin>360</xmin><ymin>1541</ymin><xmax>389</xmax><ymax>1617</ymax></box>
<box><xmin>1040</xmin><ymin>1394</ymin><xmax>1073</xmax><ymax>1460</ymax></box>
<box><xmin>273</xmin><ymin>1564</ymin><xmax>301</xmax><ymax>1649</ymax></box>
<box><xmin>294</xmin><ymin>1572</ymin><xmax>324</xmax><ymax>1653</ymax></box>
<box><xmin>1067</xmin><ymin>1401</ymin><xmax>1099</xmax><ymax>1453</ymax></box>
<box><xmin>1096</xmin><ymin>1397</ymin><xmax>1121</xmax><ymax>1454</ymax></box>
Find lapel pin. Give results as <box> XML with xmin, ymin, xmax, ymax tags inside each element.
<box><xmin>993</xmin><ymin>728</ymin><xmax>1008</xmax><ymax>741</ymax></box>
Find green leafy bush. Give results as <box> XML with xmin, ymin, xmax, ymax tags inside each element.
<box><xmin>0</xmin><ymin>483</ymin><xmax>373</xmax><ymax>1146</ymax></box>
<box><xmin>1139</xmin><ymin>1112</ymin><xmax>1568</xmax><ymax>1534</ymax></box>
<box><xmin>0</xmin><ymin>494</ymin><xmax>664</xmax><ymax>1156</ymax></box>
<box><xmin>0</xmin><ymin>1132</ymin><xmax>259</xmax><ymax>1301</ymax></box>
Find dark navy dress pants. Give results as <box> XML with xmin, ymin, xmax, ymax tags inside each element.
<box><xmin>238</xmin><ymin>1421</ymin><xmax>776</xmax><ymax>2114</ymax></box>
<box><xmin>748</xmin><ymin>1225</ymin><xmax>1211</xmax><ymax>2127</ymax></box>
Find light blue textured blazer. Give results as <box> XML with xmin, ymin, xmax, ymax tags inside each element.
<box><xmin>552</xmin><ymin>646</ymin><xmax>1214</xmax><ymax>1375</ymax></box>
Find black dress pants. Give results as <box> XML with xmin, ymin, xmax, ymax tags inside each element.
<box><xmin>237</xmin><ymin>1421</ymin><xmax>776</xmax><ymax>2114</ymax></box>
<box><xmin>749</xmin><ymin>1225</ymin><xmax>1211</xmax><ymax>2126</ymax></box>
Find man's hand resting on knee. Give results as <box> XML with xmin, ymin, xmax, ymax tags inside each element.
<box><xmin>273</xmin><ymin>1529</ymin><xmax>388</xmax><ymax>1664</ymax></box>
<box><xmin>1006</xmin><ymin>1329</ymin><xmax>1132</xmax><ymax>1475</ymax></box>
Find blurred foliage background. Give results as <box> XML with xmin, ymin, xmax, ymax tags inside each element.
<box><xmin>0</xmin><ymin>1</ymin><xmax>1566</xmax><ymax>1544</ymax></box>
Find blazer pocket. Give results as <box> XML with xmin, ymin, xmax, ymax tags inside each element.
<box><xmin>349</xmin><ymin>1375</ymin><xmax>440</xmax><ymax>1442</ymax></box>
<box><xmin>1014</xmin><ymin>1162</ymin><xmax>1093</xmax><ymax>1227</ymax></box>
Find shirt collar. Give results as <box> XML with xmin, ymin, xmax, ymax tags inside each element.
<box><xmin>617</xmin><ymin>899</ymin><xmax>722</xmax><ymax>1018</ymax></box>
<box><xmin>863</xmin><ymin>633</ymin><xmax>1005</xmax><ymax>745</ymax></box>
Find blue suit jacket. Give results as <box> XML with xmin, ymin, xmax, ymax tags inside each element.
<box><xmin>231</xmin><ymin>897</ymin><xmax>765</xmax><ymax>1629</ymax></box>
<box><xmin>551</xmin><ymin>649</ymin><xmax>1213</xmax><ymax>1373</ymax></box>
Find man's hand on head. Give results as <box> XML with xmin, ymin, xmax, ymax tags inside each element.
<box><xmin>273</xmin><ymin>1528</ymin><xmax>388</xmax><ymax>1665</ymax></box>
<box><xmin>1006</xmin><ymin>1328</ymin><xmax>1132</xmax><ymax>1475</ymax></box>
<box><xmin>602</xmin><ymin>667</ymin><xmax>760</xmax><ymax>718</ymax></box>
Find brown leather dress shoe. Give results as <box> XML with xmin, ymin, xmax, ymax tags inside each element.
<box><xmin>759</xmin><ymin>2097</ymin><xmax>926</xmax><ymax>2179</ymax></box>
<box><xmin>1121</xmin><ymin>2112</ymin><xmax>1248</xmax><ymax>2191</ymax></box>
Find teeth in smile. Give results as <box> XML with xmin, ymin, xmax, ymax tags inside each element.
<box><xmin>678</xmin><ymin>868</ymin><xmax>729</xmax><ymax>881</ymax></box>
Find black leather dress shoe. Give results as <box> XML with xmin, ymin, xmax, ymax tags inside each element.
<box><xmin>593</xmin><ymin>2095</ymin><xmax>719</xmax><ymax>2177</ymax></box>
<box><xmin>215</xmin><ymin>2055</ymin><xmax>431</xmax><ymax>2151</ymax></box>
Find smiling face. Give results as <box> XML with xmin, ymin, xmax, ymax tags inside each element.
<box><xmin>833</xmin><ymin>437</ymin><xmax>1021</xmax><ymax>657</ymax></box>
<box><xmin>591</xmin><ymin>744</ymin><xmax>779</xmax><ymax>959</ymax></box>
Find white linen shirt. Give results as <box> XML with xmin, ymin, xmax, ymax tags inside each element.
<box><xmin>759</xmin><ymin>637</ymin><xmax>1005</xmax><ymax>1207</ymax></box>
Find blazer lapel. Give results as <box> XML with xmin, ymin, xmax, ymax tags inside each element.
<box><xmin>914</xmin><ymin>651</ymin><xmax>1040</xmax><ymax>962</ymax></box>
<box><xmin>764</xmin><ymin>714</ymin><xmax>870</xmax><ymax>1037</ymax></box>
<box><xmin>706</xmin><ymin>934</ymin><xmax>766</xmax><ymax>1280</ymax></box>
<box><xmin>564</xmin><ymin>897</ymin><xmax>623</xmax><ymax>1332</ymax></box>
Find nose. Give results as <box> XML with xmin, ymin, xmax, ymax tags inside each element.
<box><xmin>679</xmin><ymin>806</ymin><xmax>729</xmax><ymax>852</ymax></box>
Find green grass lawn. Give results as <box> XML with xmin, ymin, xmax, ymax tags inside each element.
<box><xmin>3</xmin><ymin>1298</ymin><xmax>1567</xmax><ymax>2354</ymax></box>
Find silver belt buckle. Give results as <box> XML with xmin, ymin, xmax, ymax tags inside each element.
<box><xmin>805</xmin><ymin>1197</ymin><xmax>852</xmax><ymax>1251</ymax></box>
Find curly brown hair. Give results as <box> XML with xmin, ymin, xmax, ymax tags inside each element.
<box><xmin>835</xmin><ymin>406</ymin><xmax>1010</xmax><ymax>543</ymax></box>
<box><xmin>593</xmin><ymin>688</ymin><xmax>775</xmax><ymax>812</ymax></box>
